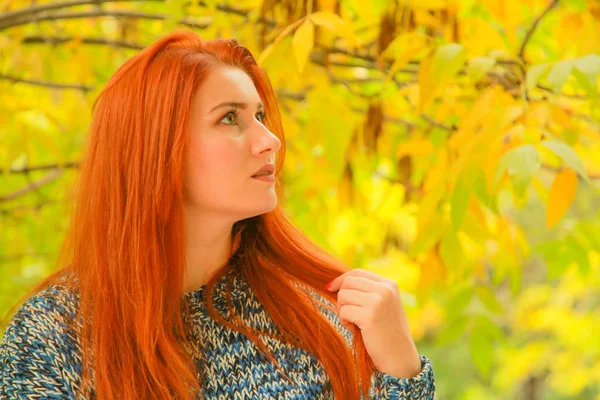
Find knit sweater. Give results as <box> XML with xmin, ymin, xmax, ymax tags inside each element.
<box><xmin>0</xmin><ymin>266</ymin><xmax>435</xmax><ymax>399</ymax></box>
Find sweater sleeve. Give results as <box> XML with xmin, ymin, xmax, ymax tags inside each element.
<box><xmin>0</xmin><ymin>286</ymin><xmax>81</xmax><ymax>399</ymax></box>
<box><xmin>307</xmin><ymin>288</ymin><xmax>436</xmax><ymax>400</ymax></box>
<box><xmin>369</xmin><ymin>355</ymin><xmax>435</xmax><ymax>399</ymax></box>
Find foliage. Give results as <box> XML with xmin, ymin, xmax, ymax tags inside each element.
<box><xmin>1</xmin><ymin>0</ymin><xmax>600</xmax><ymax>398</ymax></box>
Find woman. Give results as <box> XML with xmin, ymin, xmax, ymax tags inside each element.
<box><xmin>0</xmin><ymin>30</ymin><xmax>435</xmax><ymax>399</ymax></box>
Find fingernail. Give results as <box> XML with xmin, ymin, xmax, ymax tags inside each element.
<box><xmin>325</xmin><ymin>281</ymin><xmax>333</xmax><ymax>290</ymax></box>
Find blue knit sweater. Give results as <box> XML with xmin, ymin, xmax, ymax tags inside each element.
<box><xmin>0</xmin><ymin>267</ymin><xmax>435</xmax><ymax>399</ymax></box>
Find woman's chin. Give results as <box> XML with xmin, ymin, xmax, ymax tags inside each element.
<box><xmin>245</xmin><ymin>198</ymin><xmax>278</xmax><ymax>218</ymax></box>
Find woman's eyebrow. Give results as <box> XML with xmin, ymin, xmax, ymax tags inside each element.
<box><xmin>208</xmin><ymin>101</ymin><xmax>264</xmax><ymax>114</ymax></box>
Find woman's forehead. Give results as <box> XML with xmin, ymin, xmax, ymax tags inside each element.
<box><xmin>193</xmin><ymin>67</ymin><xmax>262</xmax><ymax>115</ymax></box>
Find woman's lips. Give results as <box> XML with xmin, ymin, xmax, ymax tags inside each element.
<box><xmin>252</xmin><ymin>174</ymin><xmax>275</xmax><ymax>182</ymax></box>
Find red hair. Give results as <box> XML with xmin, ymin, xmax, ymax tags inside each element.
<box><xmin>9</xmin><ymin>30</ymin><xmax>376</xmax><ymax>399</ymax></box>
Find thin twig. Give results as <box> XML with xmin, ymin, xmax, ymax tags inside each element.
<box><xmin>0</xmin><ymin>168</ymin><xmax>63</xmax><ymax>202</ymax></box>
<box><xmin>0</xmin><ymin>9</ymin><xmax>211</xmax><ymax>31</ymax></box>
<box><xmin>536</xmin><ymin>84</ymin><xmax>589</xmax><ymax>100</ymax></box>
<box><xmin>0</xmin><ymin>161</ymin><xmax>80</xmax><ymax>175</ymax></box>
<box><xmin>518</xmin><ymin>0</ymin><xmax>560</xmax><ymax>60</ymax></box>
<box><xmin>21</xmin><ymin>35</ymin><xmax>143</xmax><ymax>50</ymax></box>
<box><xmin>0</xmin><ymin>0</ymin><xmax>155</xmax><ymax>23</ymax></box>
<box><xmin>421</xmin><ymin>114</ymin><xmax>457</xmax><ymax>132</ymax></box>
<box><xmin>0</xmin><ymin>0</ymin><xmax>275</xmax><ymax>31</ymax></box>
<box><xmin>0</xmin><ymin>73</ymin><xmax>93</xmax><ymax>92</ymax></box>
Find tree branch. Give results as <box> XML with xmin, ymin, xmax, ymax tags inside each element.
<box><xmin>421</xmin><ymin>114</ymin><xmax>457</xmax><ymax>132</ymax></box>
<box><xmin>0</xmin><ymin>73</ymin><xmax>93</xmax><ymax>92</ymax></box>
<box><xmin>0</xmin><ymin>161</ymin><xmax>80</xmax><ymax>175</ymax></box>
<box><xmin>0</xmin><ymin>168</ymin><xmax>64</xmax><ymax>203</ymax></box>
<box><xmin>21</xmin><ymin>35</ymin><xmax>143</xmax><ymax>50</ymax></box>
<box><xmin>0</xmin><ymin>0</ymin><xmax>155</xmax><ymax>23</ymax></box>
<box><xmin>518</xmin><ymin>0</ymin><xmax>560</xmax><ymax>60</ymax></box>
<box><xmin>0</xmin><ymin>0</ymin><xmax>275</xmax><ymax>31</ymax></box>
<box><xmin>536</xmin><ymin>84</ymin><xmax>589</xmax><ymax>100</ymax></box>
<box><xmin>0</xmin><ymin>9</ymin><xmax>211</xmax><ymax>31</ymax></box>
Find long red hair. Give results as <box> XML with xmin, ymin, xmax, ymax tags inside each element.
<box><xmin>6</xmin><ymin>30</ymin><xmax>376</xmax><ymax>399</ymax></box>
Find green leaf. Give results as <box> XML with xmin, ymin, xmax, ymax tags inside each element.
<box><xmin>472</xmin><ymin>167</ymin><xmax>494</xmax><ymax>211</ymax></box>
<box><xmin>525</xmin><ymin>63</ymin><xmax>550</xmax><ymax>92</ymax></box>
<box><xmin>447</xmin><ymin>285</ymin><xmax>474</xmax><ymax>319</ymax></box>
<box><xmin>450</xmin><ymin>172</ymin><xmax>472</xmax><ymax>232</ymax></box>
<box><xmin>508</xmin><ymin>266</ymin><xmax>522</xmax><ymax>296</ymax></box>
<box><xmin>493</xmin><ymin>144</ymin><xmax>541</xmax><ymax>187</ymax></box>
<box><xmin>540</xmin><ymin>140</ymin><xmax>590</xmax><ymax>183</ymax></box>
<box><xmin>475</xmin><ymin>286</ymin><xmax>503</xmax><ymax>314</ymax></box>
<box><xmin>436</xmin><ymin>315</ymin><xmax>470</xmax><ymax>346</ymax></box>
<box><xmin>466</xmin><ymin>56</ymin><xmax>496</xmax><ymax>82</ymax></box>
<box><xmin>408</xmin><ymin>216</ymin><xmax>448</xmax><ymax>258</ymax></box>
<box><xmin>565</xmin><ymin>0</ymin><xmax>587</xmax><ymax>11</ymax></box>
<box><xmin>474</xmin><ymin>315</ymin><xmax>506</xmax><ymax>343</ymax></box>
<box><xmin>470</xmin><ymin>322</ymin><xmax>495</xmax><ymax>378</ymax></box>
<box><xmin>571</xmin><ymin>67</ymin><xmax>598</xmax><ymax>100</ymax></box>
<box><xmin>431</xmin><ymin>43</ymin><xmax>466</xmax><ymax>86</ymax></box>
<box><xmin>440</xmin><ymin>232</ymin><xmax>466</xmax><ymax>272</ymax></box>
<box><xmin>547</xmin><ymin>60</ymin><xmax>574</xmax><ymax>93</ymax></box>
<box><xmin>573</xmin><ymin>54</ymin><xmax>600</xmax><ymax>85</ymax></box>
<box><xmin>292</xmin><ymin>20</ymin><xmax>314</xmax><ymax>74</ymax></box>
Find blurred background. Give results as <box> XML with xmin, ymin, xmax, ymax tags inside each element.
<box><xmin>1</xmin><ymin>0</ymin><xmax>600</xmax><ymax>399</ymax></box>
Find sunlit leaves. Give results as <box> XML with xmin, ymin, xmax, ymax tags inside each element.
<box><xmin>431</xmin><ymin>43</ymin><xmax>466</xmax><ymax>87</ymax></box>
<box><xmin>470</xmin><ymin>318</ymin><xmax>495</xmax><ymax>378</ymax></box>
<box><xmin>573</xmin><ymin>54</ymin><xmax>600</xmax><ymax>83</ymax></box>
<box><xmin>493</xmin><ymin>145</ymin><xmax>541</xmax><ymax>196</ymax></box>
<box><xmin>308</xmin><ymin>11</ymin><xmax>357</xmax><ymax>49</ymax></box>
<box><xmin>419</xmin><ymin>43</ymin><xmax>466</xmax><ymax>111</ymax></box>
<box><xmin>541</xmin><ymin>140</ymin><xmax>590</xmax><ymax>182</ymax></box>
<box><xmin>450</xmin><ymin>169</ymin><xmax>474</xmax><ymax>232</ymax></box>
<box><xmin>526</xmin><ymin>62</ymin><xmax>551</xmax><ymax>91</ymax></box>
<box><xmin>439</xmin><ymin>232</ymin><xmax>466</xmax><ymax>271</ymax></box>
<box><xmin>292</xmin><ymin>19</ymin><xmax>314</xmax><ymax>74</ymax></box>
<box><xmin>466</xmin><ymin>56</ymin><xmax>496</xmax><ymax>82</ymax></box>
<box><xmin>2</xmin><ymin>1</ymin><xmax>600</xmax><ymax>398</ymax></box>
<box><xmin>379</xmin><ymin>32</ymin><xmax>431</xmax><ymax>83</ymax></box>
<box><xmin>547</xmin><ymin>59</ymin><xmax>575</xmax><ymax>93</ymax></box>
<box><xmin>475</xmin><ymin>286</ymin><xmax>503</xmax><ymax>314</ymax></box>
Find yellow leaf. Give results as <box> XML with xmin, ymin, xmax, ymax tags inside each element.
<box><xmin>258</xmin><ymin>18</ymin><xmax>305</xmax><ymax>66</ymax></box>
<box><xmin>382</xmin><ymin>33</ymin><xmax>430</xmax><ymax>83</ymax></box>
<box><xmin>412</xmin><ymin>0</ymin><xmax>448</xmax><ymax>10</ymax></box>
<box><xmin>418</xmin><ymin>53</ymin><xmax>434</xmax><ymax>113</ymax></box>
<box><xmin>257</xmin><ymin>43</ymin><xmax>276</xmax><ymax>66</ymax></box>
<box><xmin>414</xmin><ymin>9</ymin><xmax>443</xmax><ymax>30</ymax></box>
<box><xmin>317</xmin><ymin>0</ymin><xmax>337</xmax><ymax>12</ymax></box>
<box><xmin>550</xmin><ymin>104</ymin><xmax>572</xmax><ymax>127</ymax></box>
<box><xmin>396</xmin><ymin>138</ymin><xmax>435</xmax><ymax>159</ymax></box>
<box><xmin>546</xmin><ymin>168</ymin><xmax>578</xmax><ymax>228</ymax></box>
<box><xmin>292</xmin><ymin>20</ymin><xmax>314</xmax><ymax>74</ymax></box>
<box><xmin>309</xmin><ymin>11</ymin><xmax>357</xmax><ymax>49</ymax></box>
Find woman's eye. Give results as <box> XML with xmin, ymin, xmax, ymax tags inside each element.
<box><xmin>256</xmin><ymin>111</ymin><xmax>267</xmax><ymax>122</ymax></box>
<box><xmin>220</xmin><ymin>111</ymin><xmax>238</xmax><ymax>125</ymax></box>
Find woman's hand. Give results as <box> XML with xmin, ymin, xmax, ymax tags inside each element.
<box><xmin>326</xmin><ymin>268</ymin><xmax>422</xmax><ymax>379</ymax></box>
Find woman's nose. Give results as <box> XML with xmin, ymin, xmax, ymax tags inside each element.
<box><xmin>253</xmin><ymin>125</ymin><xmax>281</xmax><ymax>156</ymax></box>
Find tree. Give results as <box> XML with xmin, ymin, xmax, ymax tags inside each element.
<box><xmin>1</xmin><ymin>0</ymin><xmax>599</xmax><ymax>398</ymax></box>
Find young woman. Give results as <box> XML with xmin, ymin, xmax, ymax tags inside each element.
<box><xmin>0</xmin><ymin>30</ymin><xmax>435</xmax><ymax>399</ymax></box>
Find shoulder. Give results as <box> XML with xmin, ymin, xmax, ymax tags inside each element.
<box><xmin>0</xmin><ymin>280</ymin><xmax>82</xmax><ymax>398</ymax></box>
<box><xmin>2</xmin><ymin>278</ymin><xmax>80</xmax><ymax>342</ymax></box>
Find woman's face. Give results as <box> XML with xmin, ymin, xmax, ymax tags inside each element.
<box><xmin>184</xmin><ymin>66</ymin><xmax>282</xmax><ymax>222</ymax></box>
